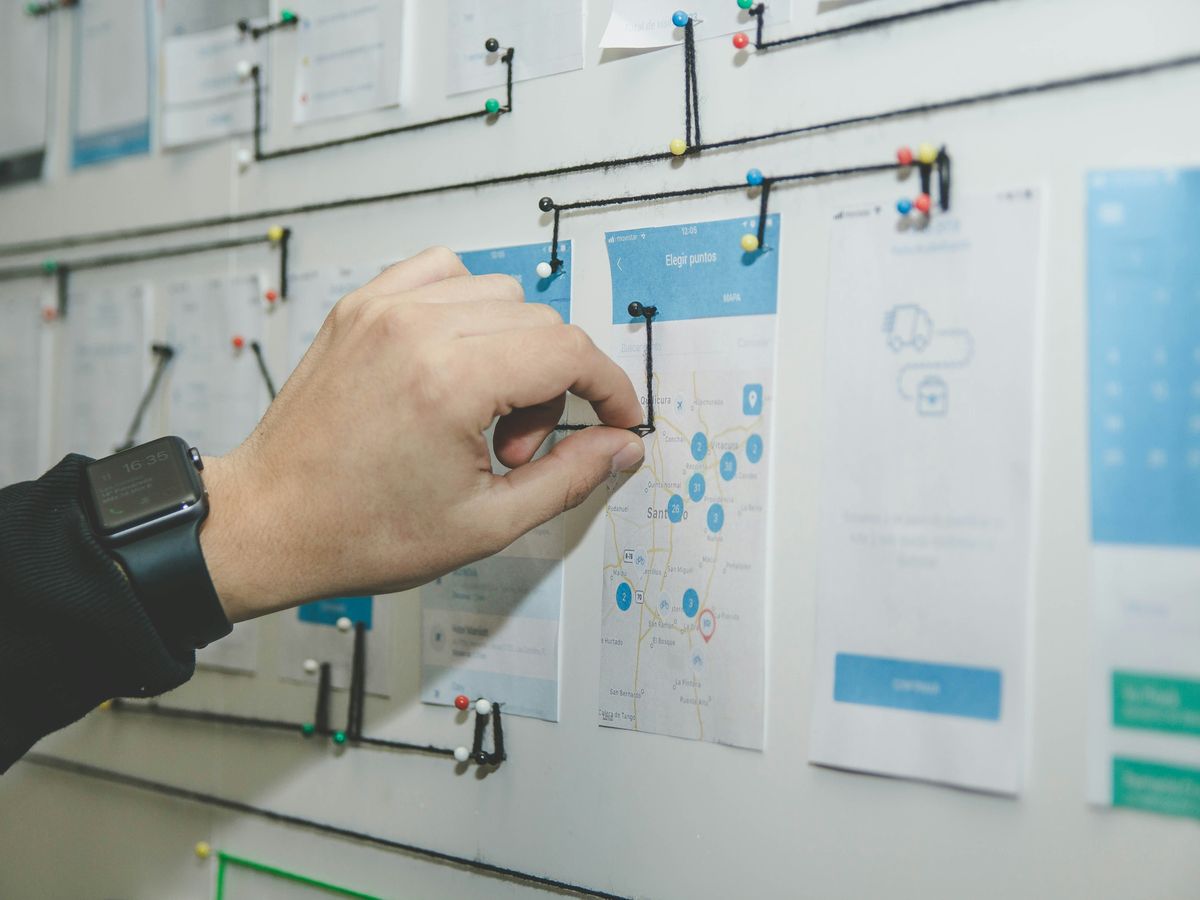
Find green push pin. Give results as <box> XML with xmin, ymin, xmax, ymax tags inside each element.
<box><xmin>737</xmin><ymin>0</ymin><xmax>754</xmax><ymax>8</ymax></box>
<box><xmin>26</xmin><ymin>3</ymin><xmax>41</xmax><ymax>15</ymax></box>
<box><xmin>332</xmin><ymin>730</ymin><xmax>346</xmax><ymax>745</ymax></box>
<box><xmin>301</xmin><ymin>722</ymin><xmax>315</xmax><ymax>737</ymax></box>
<box><xmin>484</xmin><ymin>98</ymin><xmax>500</xmax><ymax>115</ymax></box>
<box><xmin>280</xmin><ymin>9</ymin><xmax>297</xmax><ymax>23</ymax></box>
<box><xmin>41</xmin><ymin>259</ymin><xmax>57</xmax><ymax>274</ymax></box>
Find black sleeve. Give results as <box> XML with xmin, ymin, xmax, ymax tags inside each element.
<box><xmin>0</xmin><ymin>455</ymin><xmax>196</xmax><ymax>773</ymax></box>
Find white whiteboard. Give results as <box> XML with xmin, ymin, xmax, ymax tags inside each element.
<box><xmin>1</xmin><ymin>0</ymin><xmax>1199</xmax><ymax>897</ymax></box>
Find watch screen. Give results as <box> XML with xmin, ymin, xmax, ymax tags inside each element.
<box><xmin>86</xmin><ymin>438</ymin><xmax>200</xmax><ymax>534</ymax></box>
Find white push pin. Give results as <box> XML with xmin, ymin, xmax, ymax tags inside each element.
<box><xmin>336</xmin><ymin>616</ymin><xmax>353</xmax><ymax>633</ymax></box>
<box><xmin>474</xmin><ymin>698</ymin><xmax>492</xmax><ymax>716</ymax></box>
<box><xmin>236</xmin><ymin>147</ymin><xmax>253</xmax><ymax>170</ymax></box>
<box><xmin>453</xmin><ymin>746</ymin><xmax>470</xmax><ymax>763</ymax></box>
<box><xmin>236</xmin><ymin>59</ymin><xmax>253</xmax><ymax>80</ymax></box>
<box><xmin>302</xmin><ymin>658</ymin><xmax>319</xmax><ymax>674</ymax></box>
<box><xmin>535</xmin><ymin>261</ymin><xmax>553</xmax><ymax>279</ymax></box>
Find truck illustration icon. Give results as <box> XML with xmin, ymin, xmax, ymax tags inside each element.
<box><xmin>883</xmin><ymin>304</ymin><xmax>933</xmax><ymax>352</ymax></box>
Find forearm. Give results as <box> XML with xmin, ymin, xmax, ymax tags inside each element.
<box><xmin>0</xmin><ymin>456</ymin><xmax>195</xmax><ymax>772</ymax></box>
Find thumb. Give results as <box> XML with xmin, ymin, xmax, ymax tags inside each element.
<box><xmin>488</xmin><ymin>426</ymin><xmax>645</xmax><ymax>538</ymax></box>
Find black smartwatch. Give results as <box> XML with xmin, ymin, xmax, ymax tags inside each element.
<box><xmin>84</xmin><ymin>436</ymin><xmax>232</xmax><ymax>649</ymax></box>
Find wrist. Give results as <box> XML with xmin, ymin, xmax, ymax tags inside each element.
<box><xmin>198</xmin><ymin>453</ymin><xmax>287</xmax><ymax>622</ymax></box>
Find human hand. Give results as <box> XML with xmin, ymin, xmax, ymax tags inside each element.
<box><xmin>199</xmin><ymin>247</ymin><xmax>645</xmax><ymax>622</ymax></box>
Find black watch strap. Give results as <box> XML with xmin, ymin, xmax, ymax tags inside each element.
<box><xmin>111</xmin><ymin>517</ymin><xmax>232</xmax><ymax>650</ymax></box>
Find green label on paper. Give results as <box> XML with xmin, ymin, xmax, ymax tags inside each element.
<box><xmin>1112</xmin><ymin>758</ymin><xmax>1200</xmax><ymax>821</ymax></box>
<box><xmin>1112</xmin><ymin>671</ymin><xmax>1200</xmax><ymax>737</ymax></box>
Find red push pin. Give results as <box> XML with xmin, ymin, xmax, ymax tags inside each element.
<box><xmin>914</xmin><ymin>193</ymin><xmax>932</xmax><ymax>214</ymax></box>
<box><xmin>263</xmin><ymin>289</ymin><xmax>278</xmax><ymax>303</ymax></box>
<box><xmin>732</xmin><ymin>32</ymin><xmax>749</xmax><ymax>49</ymax></box>
<box><xmin>231</xmin><ymin>335</ymin><xmax>245</xmax><ymax>350</ymax></box>
<box><xmin>41</xmin><ymin>307</ymin><xmax>57</xmax><ymax>322</ymax></box>
<box><xmin>896</xmin><ymin>146</ymin><xmax>914</xmax><ymax>166</ymax></box>
<box><xmin>453</xmin><ymin>694</ymin><xmax>470</xmax><ymax>711</ymax></box>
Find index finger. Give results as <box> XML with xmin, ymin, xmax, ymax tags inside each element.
<box><xmin>459</xmin><ymin>325</ymin><xmax>643</xmax><ymax>431</ymax></box>
<box><xmin>355</xmin><ymin>246</ymin><xmax>469</xmax><ymax>300</ymax></box>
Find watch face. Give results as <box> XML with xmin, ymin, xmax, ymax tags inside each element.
<box><xmin>86</xmin><ymin>437</ymin><xmax>201</xmax><ymax>535</ymax></box>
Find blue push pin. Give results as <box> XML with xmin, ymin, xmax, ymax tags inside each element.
<box><xmin>746</xmin><ymin>168</ymin><xmax>764</xmax><ymax>186</ymax></box>
<box><xmin>672</xmin><ymin>10</ymin><xmax>690</xmax><ymax>27</ymax></box>
<box><xmin>896</xmin><ymin>198</ymin><xmax>913</xmax><ymax>215</ymax></box>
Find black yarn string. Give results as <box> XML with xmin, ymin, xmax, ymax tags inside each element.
<box><xmin>2</xmin><ymin>51</ymin><xmax>1198</xmax><ymax>257</ymax></box>
<box><xmin>108</xmin><ymin>696</ymin><xmax>458</xmax><ymax>759</ymax></box>
<box><xmin>751</xmin><ymin>4</ymin><xmax>765</xmax><ymax>47</ymax></box>
<box><xmin>278</xmin><ymin>226</ymin><xmax>291</xmax><ymax>298</ymax></box>
<box><xmin>116</xmin><ymin>343</ymin><xmax>175</xmax><ymax>452</ymax></box>
<box><xmin>549</xmin><ymin>208</ymin><xmax>562</xmax><ymax>271</ymax></box>
<box><xmin>936</xmin><ymin>146</ymin><xmax>952</xmax><ymax>211</ymax></box>
<box><xmin>683</xmin><ymin>20</ymin><xmax>694</xmax><ymax>148</ymax></box>
<box><xmin>251</xmin><ymin>66</ymin><xmax>265</xmax><ymax>160</ymax></box>
<box><xmin>641</xmin><ymin>307</ymin><xmax>656</xmax><ymax>435</ymax></box>
<box><xmin>686</xmin><ymin>21</ymin><xmax>701</xmax><ymax>147</ymax></box>
<box><xmin>237</xmin><ymin>14</ymin><xmax>300</xmax><ymax>41</ymax></box>
<box><xmin>504</xmin><ymin>48</ymin><xmax>515</xmax><ymax>111</ymax></box>
<box><xmin>468</xmin><ymin>705</ymin><xmax>506</xmax><ymax>766</ymax></box>
<box><xmin>754</xmin><ymin>0</ymin><xmax>1000</xmax><ymax>51</ymax></box>
<box><xmin>556</xmin><ymin>160</ymin><xmax>900</xmax><ymax>214</ymax></box>
<box><xmin>24</xmin><ymin>754</ymin><xmax>627</xmax><ymax>900</ymax></box>
<box><xmin>346</xmin><ymin>622</ymin><xmax>367</xmax><ymax>741</ymax></box>
<box><xmin>251</xmin><ymin>46</ymin><xmax>516</xmax><ymax>163</ymax></box>
<box><xmin>552</xmin><ymin>302</ymin><xmax>659</xmax><ymax>436</ymax></box>
<box><xmin>249</xmin><ymin>340</ymin><xmax>277</xmax><ymax>400</ymax></box>
<box><xmin>110</xmin><ymin>699</ymin><xmax>301</xmax><ymax>735</ymax></box>
<box><xmin>0</xmin><ymin>234</ymin><xmax>273</xmax><ymax>283</ymax></box>
<box><xmin>756</xmin><ymin>179</ymin><xmax>772</xmax><ymax>247</ymax></box>
<box><xmin>54</xmin><ymin>265</ymin><xmax>68</xmax><ymax>316</ymax></box>
<box><xmin>488</xmin><ymin>705</ymin><xmax>506</xmax><ymax>765</ymax></box>
<box><xmin>314</xmin><ymin>663</ymin><xmax>332</xmax><ymax>735</ymax></box>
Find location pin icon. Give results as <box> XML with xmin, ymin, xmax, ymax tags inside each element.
<box><xmin>698</xmin><ymin>609</ymin><xmax>716</xmax><ymax>643</ymax></box>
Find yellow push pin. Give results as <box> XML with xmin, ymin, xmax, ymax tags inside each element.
<box><xmin>267</xmin><ymin>225</ymin><xmax>285</xmax><ymax>243</ymax></box>
<box><xmin>669</xmin><ymin>138</ymin><xmax>687</xmax><ymax>157</ymax></box>
<box><xmin>740</xmin><ymin>233</ymin><xmax>760</xmax><ymax>253</ymax></box>
<box><xmin>97</xmin><ymin>699</ymin><xmax>113</xmax><ymax>712</ymax></box>
<box><xmin>194</xmin><ymin>841</ymin><xmax>212</xmax><ymax>860</ymax></box>
<box><xmin>916</xmin><ymin>143</ymin><xmax>937</xmax><ymax>165</ymax></box>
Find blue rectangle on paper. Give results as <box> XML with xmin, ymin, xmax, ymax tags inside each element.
<box><xmin>72</xmin><ymin>121</ymin><xmax>151</xmax><ymax>169</ymax></box>
<box><xmin>458</xmin><ymin>241</ymin><xmax>571</xmax><ymax>323</ymax></box>
<box><xmin>1087</xmin><ymin>169</ymin><xmax>1200</xmax><ymax>547</ymax></box>
<box><xmin>297</xmin><ymin>596</ymin><xmax>373</xmax><ymax>630</ymax></box>
<box><xmin>833</xmin><ymin>653</ymin><xmax>1002</xmax><ymax>721</ymax></box>
<box><xmin>606</xmin><ymin>215</ymin><xmax>780</xmax><ymax>323</ymax></box>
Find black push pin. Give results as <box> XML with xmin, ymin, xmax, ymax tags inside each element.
<box><xmin>484</xmin><ymin>37</ymin><xmax>500</xmax><ymax>53</ymax></box>
<box><xmin>538</xmin><ymin>196</ymin><xmax>555</xmax><ymax>212</ymax></box>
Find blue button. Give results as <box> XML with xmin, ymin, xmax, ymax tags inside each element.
<box><xmin>745</xmin><ymin>433</ymin><xmax>763</xmax><ymax>463</ymax></box>
<box><xmin>706</xmin><ymin>503</ymin><xmax>724</xmax><ymax>533</ymax></box>
<box><xmin>742</xmin><ymin>384</ymin><xmax>763</xmax><ymax>415</ymax></box>
<box><xmin>616</xmin><ymin>583</ymin><xmax>632</xmax><ymax>611</ymax></box>
<box><xmin>720</xmin><ymin>451</ymin><xmax>737</xmax><ymax>481</ymax></box>
<box><xmin>833</xmin><ymin>653</ymin><xmax>1002</xmax><ymax>721</ymax></box>
<box><xmin>667</xmin><ymin>494</ymin><xmax>684</xmax><ymax>523</ymax></box>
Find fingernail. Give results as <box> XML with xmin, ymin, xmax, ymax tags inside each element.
<box><xmin>611</xmin><ymin>441</ymin><xmax>645</xmax><ymax>474</ymax></box>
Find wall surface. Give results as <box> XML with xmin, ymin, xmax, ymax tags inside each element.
<box><xmin>1</xmin><ymin>0</ymin><xmax>1199</xmax><ymax>898</ymax></box>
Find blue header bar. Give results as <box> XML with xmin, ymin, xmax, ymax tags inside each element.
<box><xmin>606</xmin><ymin>215</ymin><xmax>780</xmax><ymax>323</ymax></box>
